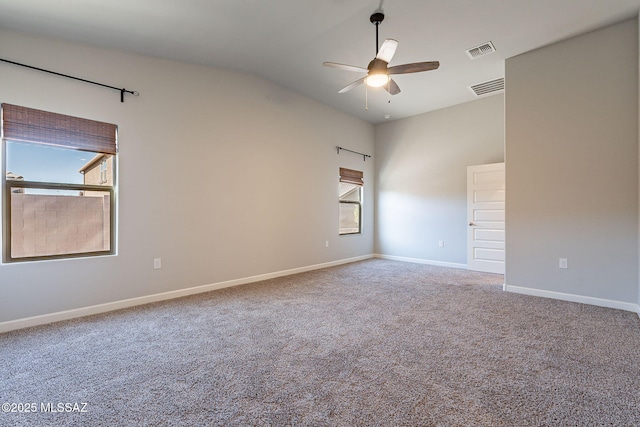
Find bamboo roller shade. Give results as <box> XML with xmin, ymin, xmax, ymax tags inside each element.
<box><xmin>2</xmin><ymin>103</ymin><xmax>117</xmax><ymax>154</ymax></box>
<box><xmin>339</xmin><ymin>167</ymin><xmax>364</xmax><ymax>186</ymax></box>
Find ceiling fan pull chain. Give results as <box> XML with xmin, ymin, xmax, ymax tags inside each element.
<box><xmin>365</xmin><ymin>85</ymin><xmax>368</xmax><ymax>110</ymax></box>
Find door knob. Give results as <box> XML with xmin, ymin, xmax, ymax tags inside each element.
<box><xmin>469</xmin><ymin>222</ymin><xmax>476</xmax><ymax>226</ymax></box>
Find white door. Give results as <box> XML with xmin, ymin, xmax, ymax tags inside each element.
<box><xmin>467</xmin><ymin>162</ymin><xmax>505</xmax><ymax>274</ymax></box>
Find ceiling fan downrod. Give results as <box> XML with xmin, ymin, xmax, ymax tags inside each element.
<box><xmin>370</xmin><ymin>11</ymin><xmax>385</xmax><ymax>55</ymax></box>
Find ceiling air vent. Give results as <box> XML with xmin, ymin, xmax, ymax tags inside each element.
<box><xmin>470</xmin><ymin>78</ymin><xmax>505</xmax><ymax>96</ymax></box>
<box><xmin>466</xmin><ymin>41</ymin><xmax>496</xmax><ymax>59</ymax></box>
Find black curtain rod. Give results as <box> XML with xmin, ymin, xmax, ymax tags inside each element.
<box><xmin>0</xmin><ymin>58</ymin><xmax>139</xmax><ymax>102</ymax></box>
<box><xmin>336</xmin><ymin>146</ymin><xmax>371</xmax><ymax>161</ymax></box>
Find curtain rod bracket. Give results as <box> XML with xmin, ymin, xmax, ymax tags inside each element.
<box><xmin>336</xmin><ymin>146</ymin><xmax>371</xmax><ymax>161</ymax></box>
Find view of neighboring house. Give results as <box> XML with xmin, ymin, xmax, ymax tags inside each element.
<box><xmin>79</xmin><ymin>153</ymin><xmax>114</xmax><ymax>186</ymax></box>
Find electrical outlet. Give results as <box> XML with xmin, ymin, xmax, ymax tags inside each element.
<box><xmin>325</xmin><ymin>241</ymin><xmax>329</xmax><ymax>248</ymax></box>
<box><xmin>154</xmin><ymin>258</ymin><xmax>162</xmax><ymax>269</ymax></box>
<box><xmin>438</xmin><ymin>240</ymin><xmax>445</xmax><ymax>248</ymax></box>
<box><xmin>559</xmin><ymin>258</ymin><xmax>568</xmax><ymax>269</ymax></box>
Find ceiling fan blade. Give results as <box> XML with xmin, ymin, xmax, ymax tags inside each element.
<box><xmin>384</xmin><ymin>78</ymin><xmax>401</xmax><ymax>95</ymax></box>
<box><xmin>388</xmin><ymin>61</ymin><xmax>440</xmax><ymax>75</ymax></box>
<box><xmin>338</xmin><ymin>76</ymin><xmax>367</xmax><ymax>94</ymax></box>
<box><xmin>376</xmin><ymin>39</ymin><xmax>398</xmax><ymax>63</ymax></box>
<box><xmin>323</xmin><ymin>62</ymin><xmax>368</xmax><ymax>73</ymax></box>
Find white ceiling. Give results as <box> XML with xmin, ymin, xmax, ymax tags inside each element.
<box><xmin>1</xmin><ymin>0</ymin><xmax>639</xmax><ymax>123</ymax></box>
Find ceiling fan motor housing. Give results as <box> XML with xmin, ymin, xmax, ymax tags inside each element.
<box><xmin>368</xmin><ymin>58</ymin><xmax>388</xmax><ymax>72</ymax></box>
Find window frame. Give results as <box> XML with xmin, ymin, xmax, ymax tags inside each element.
<box><xmin>339</xmin><ymin>168</ymin><xmax>364</xmax><ymax>236</ymax></box>
<box><xmin>1</xmin><ymin>103</ymin><xmax>117</xmax><ymax>263</ymax></box>
<box><xmin>2</xmin><ymin>158</ymin><xmax>117</xmax><ymax>263</ymax></box>
<box><xmin>339</xmin><ymin>196</ymin><xmax>362</xmax><ymax>235</ymax></box>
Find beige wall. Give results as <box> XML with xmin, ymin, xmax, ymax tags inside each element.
<box><xmin>505</xmin><ymin>19</ymin><xmax>639</xmax><ymax>305</ymax></box>
<box><xmin>374</xmin><ymin>95</ymin><xmax>505</xmax><ymax>266</ymax></box>
<box><xmin>0</xmin><ymin>28</ymin><xmax>374</xmax><ymax>323</ymax></box>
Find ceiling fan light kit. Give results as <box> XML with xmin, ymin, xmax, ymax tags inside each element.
<box><xmin>365</xmin><ymin>73</ymin><xmax>389</xmax><ymax>88</ymax></box>
<box><xmin>323</xmin><ymin>10</ymin><xmax>439</xmax><ymax>99</ymax></box>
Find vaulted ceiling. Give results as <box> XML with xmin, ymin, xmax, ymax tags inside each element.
<box><xmin>1</xmin><ymin>0</ymin><xmax>639</xmax><ymax>123</ymax></box>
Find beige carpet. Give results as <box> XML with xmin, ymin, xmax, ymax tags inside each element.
<box><xmin>1</xmin><ymin>259</ymin><xmax>639</xmax><ymax>426</ymax></box>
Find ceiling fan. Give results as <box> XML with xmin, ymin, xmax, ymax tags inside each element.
<box><xmin>323</xmin><ymin>10</ymin><xmax>440</xmax><ymax>95</ymax></box>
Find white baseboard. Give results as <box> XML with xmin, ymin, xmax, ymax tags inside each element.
<box><xmin>374</xmin><ymin>253</ymin><xmax>467</xmax><ymax>270</ymax></box>
<box><xmin>505</xmin><ymin>284</ymin><xmax>640</xmax><ymax>314</ymax></box>
<box><xmin>0</xmin><ymin>254</ymin><xmax>374</xmax><ymax>333</ymax></box>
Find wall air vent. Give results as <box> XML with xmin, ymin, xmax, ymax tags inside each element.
<box><xmin>470</xmin><ymin>78</ymin><xmax>505</xmax><ymax>96</ymax></box>
<box><xmin>466</xmin><ymin>41</ymin><xmax>496</xmax><ymax>59</ymax></box>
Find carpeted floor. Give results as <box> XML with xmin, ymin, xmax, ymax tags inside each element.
<box><xmin>1</xmin><ymin>259</ymin><xmax>640</xmax><ymax>426</ymax></box>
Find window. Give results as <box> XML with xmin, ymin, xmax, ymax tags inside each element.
<box><xmin>339</xmin><ymin>167</ymin><xmax>363</xmax><ymax>235</ymax></box>
<box><xmin>2</xmin><ymin>103</ymin><xmax>117</xmax><ymax>262</ymax></box>
<box><xmin>100</xmin><ymin>158</ymin><xmax>108</xmax><ymax>184</ymax></box>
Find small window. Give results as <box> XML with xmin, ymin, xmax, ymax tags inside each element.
<box><xmin>2</xmin><ymin>103</ymin><xmax>117</xmax><ymax>262</ymax></box>
<box><xmin>100</xmin><ymin>158</ymin><xmax>108</xmax><ymax>184</ymax></box>
<box><xmin>339</xmin><ymin>167</ymin><xmax>363</xmax><ymax>235</ymax></box>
